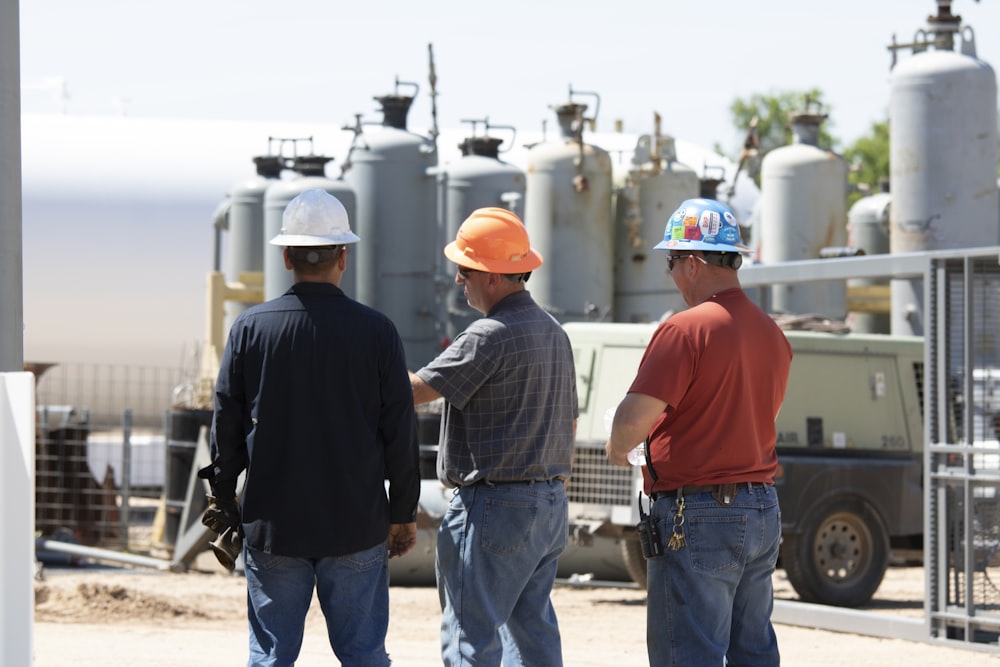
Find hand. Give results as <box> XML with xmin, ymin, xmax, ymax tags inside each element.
<box><xmin>387</xmin><ymin>522</ymin><xmax>417</xmax><ymax>558</ymax></box>
<box><xmin>202</xmin><ymin>495</ymin><xmax>240</xmax><ymax>534</ymax></box>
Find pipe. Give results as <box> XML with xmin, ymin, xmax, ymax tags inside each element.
<box><xmin>36</xmin><ymin>538</ymin><xmax>177</xmax><ymax>572</ymax></box>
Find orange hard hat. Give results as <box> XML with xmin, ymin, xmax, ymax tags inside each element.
<box><xmin>444</xmin><ymin>207</ymin><xmax>543</xmax><ymax>273</ymax></box>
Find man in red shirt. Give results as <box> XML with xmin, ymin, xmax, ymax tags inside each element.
<box><xmin>605</xmin><ymin>197</ymin><xmax>792</xmax><ymax>667</ymax></box>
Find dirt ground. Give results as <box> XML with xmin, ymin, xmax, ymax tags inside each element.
<box><xmin>32</xmin><ymin>552</ymin><xmax>1000</xmax><ymax>667</ymax></box>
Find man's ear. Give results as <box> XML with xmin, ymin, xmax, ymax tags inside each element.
<box><xmin>282</xmin><ymin>247</ymin><xmax>293</xmax><ymax>270</ymax></box>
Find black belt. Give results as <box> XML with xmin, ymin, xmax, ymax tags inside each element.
<box><xmin>651</xmin><ymin>481</ymin><xmax>770</xmax><ymax>502</ymax></box>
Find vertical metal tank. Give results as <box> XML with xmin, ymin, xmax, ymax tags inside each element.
<box><xmin>523</xmin><ymin>91</ymin><xmax>614</xmax><ymax>322</ymax></box>
<box><xmin>440</xmin><ymin>124</ymin><xmax>526</xmax><ymax>340</ymax></box>
<box><xmin>888</xmin><ymin>7</ymin><xmax>999</xmax><ymax>335</ymax></box>
<box><xmin>342</xmin><ymin>83</ymin><xmax>439</xmax><ymax>369</ymax></box>
<box><xmin>263</xmin><ymin>154</ymin><xmax>357</xmax><ymax>301</ymax></box>
<box><xmin>846</xmin><ymin>187</ymin><xmax>892</xmax><ymax>333</ymax></box>
<box><xmin>759</xmin><ymin>102</ymin><xmax>848</xmax><ymax>318</ymax></box>
<box><xmin>222</xmin><ymin>155</ymin><xmax>283</xmax><ymax>333</ymax></box>
<box><xmin>613</xmin><ymin>116</ymin><xmax>699</xmax><ymax>323</ymax></box>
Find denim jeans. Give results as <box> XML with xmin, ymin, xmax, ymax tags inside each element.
<box><xmin>243</xmin><ymin>542</ymin><xmax>391</xmax><ymax>667</ymax></box>
<box><xmin>437</xmin><ymin>480</ymin><xmax>568</xmax><ymax>667</ymax></box>
<box><xmin>646</xmin><ymin>484</ymin><xmax>781</xmax><ymax>667</ymax></box>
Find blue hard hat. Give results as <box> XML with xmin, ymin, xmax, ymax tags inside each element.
<box><xmin>653</xmin><ymin>198</ymin><xmax>748</xmax><ymax>253</ymax></box>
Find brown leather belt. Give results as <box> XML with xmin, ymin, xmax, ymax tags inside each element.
<box><xmin>651</xmin><ymin>481</ymin><xmax>770</xmax><ymax>504</ymax></box>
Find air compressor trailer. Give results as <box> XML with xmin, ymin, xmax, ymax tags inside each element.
<box><xmin>564</xmin><ymin>321</ymin><xmax>926</xmax><ymax>607</ymax></box>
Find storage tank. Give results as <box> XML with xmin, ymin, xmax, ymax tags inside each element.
<box><xmin>222</xmin><ymin>155</ymin><xmax>283</xmax><ymax>333</ymax></box>
<box><xmin>613</xmin><ymin>121</ymin><xmax>698</xmax><ymax>323</ymax></box>
<box><xmin>523</xmin><ymin>93</ymin><xmax>614</xmax><ymax>322</ymax></box>
<box><xmin>441</xmin><ymin>127</ymin><xmax>526</xmax><ymax>339</ymax></box>
<box><xmin>343</xmin><ymin>85</ymin><xmax>439</xmax><ymax>369</ymax></box>
<box><xmin>888</xmin><ymin>13</ymin><xmax>999</xmax><ymax>335</ymax></box>
<box><xmin>846</xmin><ymin>188</ymin><xmax>892</xmax><ymax>333</ymax></box>
<box><xmin>263</xmin><ymin>155</ymin><xmax>357</xmax><ymax>301</ymax></box>
<box><xmin>759</xmin><ymin>103</ymin><xmax>848</xmax><ymax>318</ymax></box>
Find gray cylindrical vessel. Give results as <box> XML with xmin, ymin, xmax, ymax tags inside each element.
<box><xmin>846</xmin><ymin>190</ymin><xmax>892</xmax><ymax>334</ymax></box>
<box><xmin>613</xmin><ymin>132</ymin><xmax>698</xmax><ymax>323</ymax></box>
<box><xmin>223</xmin><ymin>156</ymin><xmax>283</xmax><ymax>332</ymax></box>
<box><xmin>523</xmin><ymin>101</ymin><xmax>613</xmax><ymax>322</ymax></box>
<box><xmin>759</xmin><ymin>107</ymin><xmax>848</xmax><ymax>319</ymax></box>
<box><xmin>889</xmin><ymin>28</ymin><xmax>999</xmax><ymax>335</ymax></box>
<box><xmin>343</xmin><ymin>92</ymin><xmax>439</xmax><ymax>369</ymax></box>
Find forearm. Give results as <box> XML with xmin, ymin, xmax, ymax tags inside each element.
<box><xmin>409</xmin><ymin>371</ymin><xmax>441</xmax><ymax>405</ymax></box>
<box><xmin>605</xmin><ymin>393</ymin><xmax>666</xmax><ymax>466</ymax></box>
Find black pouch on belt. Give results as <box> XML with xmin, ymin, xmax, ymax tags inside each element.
<box><xmin>636</xmin><ymin>492</ymin><xmax>664</xmax><ymax>559</ymax></box>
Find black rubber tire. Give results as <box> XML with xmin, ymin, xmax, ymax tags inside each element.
<box><xmin>782</xmin><ymin>498</ymin><xmax>890</xmax><ymax>607</ymax></box>
<box><xmin>621</xmin><ymin>529</ymin><xmax>648</xmax><ymax>589</ymax></box>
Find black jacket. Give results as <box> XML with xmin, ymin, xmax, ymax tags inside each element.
<box><xmin>210</xmin><ymin>282</ymin><xmax>420</xmax><ymax>558</ymax></box>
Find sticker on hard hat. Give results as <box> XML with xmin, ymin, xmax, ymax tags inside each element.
<box><xmin>718</xmin><ymin>227</ymin><xmax>740</xmax><ymax>243</ymax></box>
<box><xmin>672</xmin><ymin>225</ymin><xmax>701</xmax><ymax>241</ymax></box>
<box><xmin>699</xmin><ymin>211</ymin><xmax>721</xmax><ymax>236</ymax></box>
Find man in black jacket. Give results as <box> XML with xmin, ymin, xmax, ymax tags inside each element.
<box><xmin>202</xmin><ymin>188</ymin><xmax>420</xmax><ymax>667</ymax></box>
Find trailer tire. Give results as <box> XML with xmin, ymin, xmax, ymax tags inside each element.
<box><xmin>782</xmin><ymin>498</ymin><xmax>889</xmax><ymax>607</ymax></box>
<box><xmin>621</xmin><ymin>529</ymin><xmax>647</xmax><ymax>589</ymax></box>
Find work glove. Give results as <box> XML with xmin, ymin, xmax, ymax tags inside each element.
<box><xmin>202</xmin><ymin>495</ymin><xmax>240</xmax><ymax>534</ymax></box>
<box><xmin>210</xmin><ymin>522</ymin><xmax>244</xmax><ymax>572</ymax></box>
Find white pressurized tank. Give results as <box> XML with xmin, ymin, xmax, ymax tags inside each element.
<box><xmin>613</xmin><ymin>128</ymin><xmax>698</xmax><ymax>323</ymax></box>
<box><xmin>343</xmin><ymin>88</ymin><xmax>439</xmax><ymax>369</ymax></box>
<box><xmin>524</xmin><ymin>95</ymin><xmax>613</xmax><ymax>322</ymax></box>
<box><xmin>441</xmin><ymin>132</ymin><xmax>526</xmax><ymax>339</ymax></box>
<box><xmin>263</xmin><ymin>155</ymin><xmax>357</xmax><ymax>301</ymax></box>
<box><xmin>889</xmin><ymin>21</ymin><xmax>999</xmax><ymax>335</ymax></box>
<box><xmin>759</xmin><ymin>105</ymin><xmax>848</xmax><ymax>319</ymax></box>
<box><xmin>846</xmin><ymin>189</ymin><xmax>892</xmax><ymax>334</ymax></box>
<box><xmin>222</xmin><ymin>155</ymin><xmax>283</xmax><ymax>333</ymax></box>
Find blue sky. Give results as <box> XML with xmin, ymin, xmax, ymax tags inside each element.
<box><xmin>17</xmin><ymin>0</ymin><xmax>1000</xmax><ymax>368</ymax></box>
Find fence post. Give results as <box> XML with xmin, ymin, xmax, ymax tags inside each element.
<box><xmin>120</xmin><ymin>408</ymin><xmax>132</xmax><ymax>551</ymax></box>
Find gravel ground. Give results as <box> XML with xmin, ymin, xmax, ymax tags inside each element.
<box><xmin>29</xmin><ymin>552</ymin><xmax>1000</xmax><ymax>666</ymax></box>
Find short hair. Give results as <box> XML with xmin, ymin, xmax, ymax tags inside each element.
<box><xmin>287</xmin><ymin>245</ymin><xmax>345</xmax><ymax>274</ymax></box>
<box><xmin>501</xmin><ymin>271</ymin><xmax>532</xmax><ymax>284</ymax></box>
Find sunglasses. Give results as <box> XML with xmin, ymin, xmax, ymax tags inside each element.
<box><xmin>457</xmin><ymin>266</ymin><xmax>482</xmax><ymax>279</ymax></box>
<box><xmin>666</xmin><ymin>254</ymin><xmax>708</xmax><ymax>272</ymax></box>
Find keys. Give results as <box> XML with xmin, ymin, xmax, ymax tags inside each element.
<box><xmin>667</xmin><ymin>496</ymin><xmax>686</xmax><ymax>551</ymax></box>
<box><xmin>667</xmin><ymin>530</ymin><xmax>686</xmax><ymax>551</ymax></box>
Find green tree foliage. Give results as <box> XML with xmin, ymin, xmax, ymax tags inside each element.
<box><xmin>730</xmin><ymin>89</ymin><xmax>834</xmax><ymax>153</ymax></box>
<box><xmin>723</xmin><ymin>89</ymin><xmax>891</xmax><ymax>211</ymax></box>
<box><xmin>842</xmin><ymin>119</ymin><xmax>890</xmax><ymax>209</ymax></box>
<box><xmin>721</xmin><ymin>89</ymin><xmax>837</xmax><ymax>187</ymax></box>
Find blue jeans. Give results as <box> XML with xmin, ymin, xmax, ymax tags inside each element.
<box><xmin>243</xmin><ymin>542</ymin><xmax>390</xmax><ymax>667</ymax></box>
<box><xmin>646</xmin><ymin>484</ymin><xmax>781</xmax><ymax>667</ymax></box>
<box><xmin>437</xmin><ymin>480</ymin><xmax>568</xmax><ymax>667</ymax></box>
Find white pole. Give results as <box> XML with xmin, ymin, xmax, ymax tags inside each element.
<box><xmin>0</xmin><ymin>372</ymin><xmax>35</xmax><ymax>666</ymax></box>
<box><xmin>1</xmin><ymin>1</ymin><xmax>31</xmax><ymax>663</ymax></box>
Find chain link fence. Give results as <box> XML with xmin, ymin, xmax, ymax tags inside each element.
<box><xmin>32</xmin><ymin>363</ymin><xmax>191</xmax><ymax>557</ymax></box>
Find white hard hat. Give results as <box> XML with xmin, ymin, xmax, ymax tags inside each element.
<box><xmin>269</xmin><ymin>189</ymin><xmax>360</xmax><ymax>247</ymax></box>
